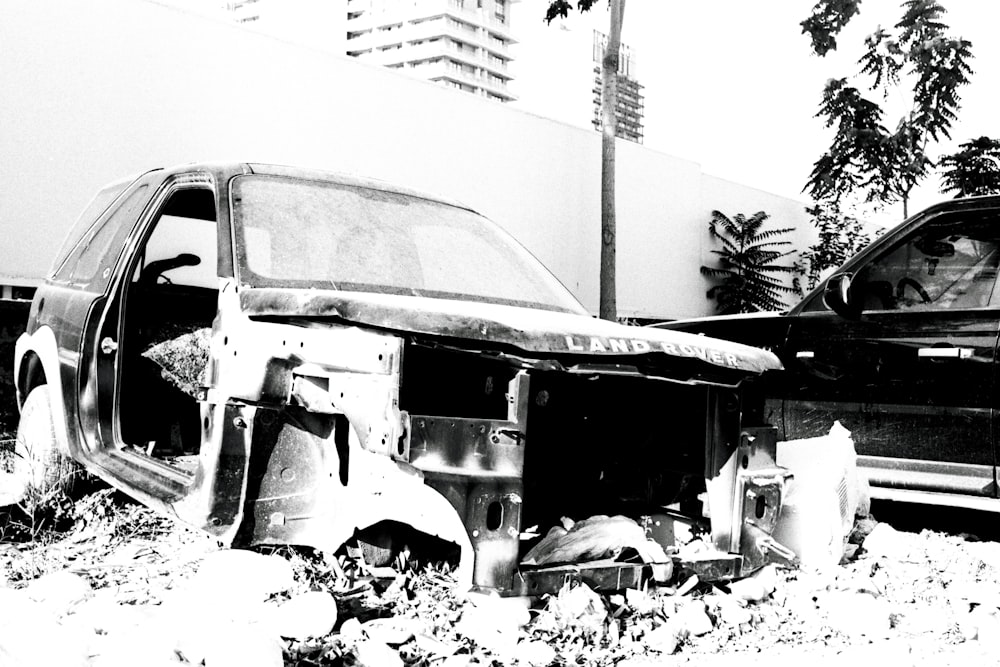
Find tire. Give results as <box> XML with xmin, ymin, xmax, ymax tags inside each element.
<box><xmin>12</xmin><ymin>386</ymin><xmax>77</xmax><ymax>508</ymax></box>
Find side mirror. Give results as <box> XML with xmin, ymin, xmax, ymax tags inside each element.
<box><xmin>823</xmin><ymin>273</ymin><xmax>861</xmax><ymax>319</ymax></box>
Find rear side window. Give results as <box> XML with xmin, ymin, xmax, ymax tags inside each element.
<box><xmin>53</xmin><ymin>185</ymin><xmax>150</xmax><ymax>291</ymax></box>
<box><xmin>49</xmin><ymin>180</ymin><xmax>132</xmax><ymax>276</ymax></box>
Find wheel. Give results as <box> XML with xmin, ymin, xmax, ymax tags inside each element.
<box><xmin>12</xmin><ymin>386</ymin><xmax>77</xmax><ymax>507</ymax></box>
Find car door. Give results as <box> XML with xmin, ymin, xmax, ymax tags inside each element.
<box><xmin>782</xmin><ymin>208</ymin><xmax>1000</xmax><ymax>498</ymax></box>
<box><xmin>80</xmin><ymin>171</ymin><xmax>222</xmax><ymax>501</ymax></box>
<box><xmin>44</xmin><ymin>178</ymin><xmax>159</xmax><ymax>461</ymax></box>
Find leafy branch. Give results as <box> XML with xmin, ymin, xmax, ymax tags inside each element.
<box><xmin>803</xmin><ymin>0</ymin><xmax>974</xmax><ymax>218</ymax></box>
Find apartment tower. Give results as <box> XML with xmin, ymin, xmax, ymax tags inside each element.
<box><xmin>591</xmin><ymin>30</ymin><xmax>644</xmax><ymax>143</ymax></box>
<box><xmin>346</xmin><ymin>0</ymin><xmax>517</xmax><ymax>102</ymax></box>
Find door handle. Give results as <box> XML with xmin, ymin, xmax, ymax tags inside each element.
<box><xmin>100</xmin><ymin>337</ymin><xmax>118</xmax><ymax>355</ymax></box>
<box><xmin>917</xmin><ymin>347</ymin><xmax>973</xmax><ymax>359</ymax></box>
<box><xmin>795</xmin><ymin>350</ymin><xmax>815</xmax><ymax>359</ymax></box>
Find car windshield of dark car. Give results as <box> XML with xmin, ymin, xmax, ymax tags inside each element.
<box><xmin>230</xmin><ymin>175</ymin><xmax>586</xmax><ymax>313</ymax></box>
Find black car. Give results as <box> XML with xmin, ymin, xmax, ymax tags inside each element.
<box><xmin>656</xmin><ymin>196</ymin><xmax>1000</xmax><ymax>511</ymax></box>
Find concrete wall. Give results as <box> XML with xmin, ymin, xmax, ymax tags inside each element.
<box><xmin>0</xmin><ymin>0</ymin><xmax>812</xmax><ymax>320</ymax></box>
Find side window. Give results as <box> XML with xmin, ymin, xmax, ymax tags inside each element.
<box><xmin>54</xmin><ymin>184</ymin><xmax>150</xmax><ymax>291</ymax></box>
<box><xmin>49</xmin><ymin>180</ymin><xmax>131</xmax><ymax>277</ymax></box>
<box><xmin>133</xmin><ymin>188</ymin><xmax>217</xmax><ymax>289</ymax></box>
<box><xmin>851</xmin><ymin>218</ymin><xmax>1000</xmax><ymax>312</ymax></box>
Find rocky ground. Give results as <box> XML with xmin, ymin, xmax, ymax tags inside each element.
<box><xmin>2</xmin><ymin>486</ymin><xmax>1000</xmax><ymax>667</ymax></box>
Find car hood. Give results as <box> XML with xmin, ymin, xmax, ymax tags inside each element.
<box><xmin>240</xmin><ymin>288</ymin><xmax>783</xmax><ymax>380</ymax></box>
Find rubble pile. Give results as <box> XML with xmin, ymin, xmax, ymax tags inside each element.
<box><xmin>3</xmin><ymin>491</ymin><xmax>1000</xmax><ymax>665</ymax></box>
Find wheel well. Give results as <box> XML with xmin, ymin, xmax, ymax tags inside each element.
<box><xmin>18</xmin><ymin>351</ymin><xmax>46</xmax><ymax>407</ymax></box>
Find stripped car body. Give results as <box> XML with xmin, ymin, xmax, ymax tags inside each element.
<box><xmin>14</xmin><ymin>162</ymin><xmax>786</xmax><ymax>593</ymax></box>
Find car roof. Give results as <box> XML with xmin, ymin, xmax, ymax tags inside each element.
<box><xmin>144</xmin><ymin>161</ymin><xmax>475</xmax><ymax>213</ymax></box>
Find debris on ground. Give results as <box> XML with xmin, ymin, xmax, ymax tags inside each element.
<box><xmin>3</xmin><ymin>488</ymin><xmax>1000</xmax><ymax>665</ymax></box>
<box><xmin>521</xmin><ymin>515</ymin><xmax>670</xmax><ymax>568</ymax></box>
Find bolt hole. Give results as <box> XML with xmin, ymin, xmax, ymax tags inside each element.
<box><xmin>203</xmin><ymin>417</ymin><xmax>209</xmax><ymax>429</ymax></box>
<box><xmin>755</xmin><ymin>495</ymin><xmax>767</xmax><ymax>519</ymax></box>
<box><xmin>378</xmin><ymin>353</ymin><xmax>383</xmax><ymax>361</ymax></box>
<box><xmin>741</xmin><ymin>455</ymin><xmax>749</xmax><ymax>470</ymax></box>
<box><xmin>223</xmin><ymin>336</ymin><xmax>228</xmax><ymax>345</ymax></box>
<box><xmin>486</xmin><ymin>502</ymin><xmax>504</xmax><ymax>531</ymax></box>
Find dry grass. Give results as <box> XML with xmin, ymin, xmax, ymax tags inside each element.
<box><xmin>0</xmin><ymin>432</ymin><xmax>14</xmax><ymax>474</ymax></box>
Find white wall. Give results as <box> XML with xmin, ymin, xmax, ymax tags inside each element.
<box><xmin>0</xmin><ymin>0</ymin><xmax>812</xmax><ymax>319</ymax></box>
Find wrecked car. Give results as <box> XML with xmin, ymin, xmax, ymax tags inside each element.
<box><xmin>13</xmin><ymin>162</ymin><xmax>787</xmax><ymax>594</ymax></box>
<box><xmin>655</xmin><ymin>196</ymin><xmax>1000</xmax><ymax>512</ymax></box>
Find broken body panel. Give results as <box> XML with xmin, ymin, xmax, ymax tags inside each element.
<box><xmin>15</xmin><ymin>162</ymin><xmax>786</xmax><ymax>594</ymax></box>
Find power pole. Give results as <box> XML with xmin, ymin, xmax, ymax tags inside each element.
<box><xmin>598</xmin><ymin>0</ymin><xmax>625</xmax><ymax>321</ymax></box>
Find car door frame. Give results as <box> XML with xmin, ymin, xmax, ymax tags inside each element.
<box><xmin>79</xmin><ymin>168</ymin><xmax>238</xmax><ymax>504</ymax></box>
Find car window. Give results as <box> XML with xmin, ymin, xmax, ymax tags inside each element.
<box><xmin>851</xmin><ymin>217</ymin><xmax>1000</xmax><ymax>312</ymax></box>
<box><xmin>232</xmin><ymin>175</ymin><xmax>587</xmax><ymax>313</ymax></box>
<box><xmin>50</xmin><ymin>180</ymin><xmax>132</xmax><ymax>278</ymax></box>
<box><xmin>134</xmin><ymin>188</ymin><xmax>218</xmax><ymax>289</ymax></box>
<box><xmin>58</xmin><ymin>184</ymin><xmax>150</xmax><ymax>291</ymax></box>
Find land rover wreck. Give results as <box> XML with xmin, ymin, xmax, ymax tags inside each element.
<box><xmin>13</xmin><ymin>163</ymin><xmax>790</xmax><ymax>594</ymax></box>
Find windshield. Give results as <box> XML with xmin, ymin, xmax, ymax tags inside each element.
<box><xmin>231</xmin><ymin>175</ymin><xmax>586</xmax><ymax>313</ymax></box>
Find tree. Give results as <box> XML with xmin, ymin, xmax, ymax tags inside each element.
<box><xmin>795</xmin><ymin>201</ymin><xmax>874</xmax><ymax>291</ymax></box>
<box><xmin>701</xmin><ymin>211</ymin><xmax>799</xmax><ymax>314</ymax></box>
<box><xmin>939</xmin><ymin>136</ymin><xmax>1000</xmax><ymax>198</ymax></box>
<box><xmin>545</xmin><ymin>0</ymin><xmax>625</xmax><ymax>321</ymax></box>
<box><xmin>802</xmin><ymin>0</ymin><xmax>974</xmax><ymax>218</ymax></box>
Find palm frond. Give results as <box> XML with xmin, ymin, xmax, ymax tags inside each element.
<box><xmin>701</xmin><ymin>209</ymin><xmax>800</xmax><ymax>313</ymax></box>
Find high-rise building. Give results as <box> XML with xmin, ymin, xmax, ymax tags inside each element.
<box><xmin>345</xmin><ymin>0</ymin><xmax>518</xmax><ymax>103</ymax></box>
<box><xmin>591</xmin><ymin>30</ymin><xmax>644</xmax><ymax>143</ymax></box>
<box><xmin>510</xmin><ymin>15</ymin><xmax>644</xmax><ymax>144</ymax></box>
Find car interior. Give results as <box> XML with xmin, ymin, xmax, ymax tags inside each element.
<box><xmin>853</xmin><ymin>218</ymin><xmax>1000</xmax><ymax>312</ymax></box>
<box><xmin>118</xmin><ymin>187</ymin><xmax>218</xmax><ymax>464</ymax></box>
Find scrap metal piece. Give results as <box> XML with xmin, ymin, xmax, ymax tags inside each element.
<box><xmin>512</xmin><ymin>560</ymin><xmax>647</xmax><ymax>596</ymax></box>
<box><xmin>678</xmin><ymin>553</ymin><xmax>743</xmax><ymax>581</ymax></box>
<box><xmin>738</xmin><ymin>468</ymin><xmax>796</xmax><ymax>572</ymax></box>
<box><xmin>705</xmin><ymin>426</ymin><xmax>794</xmax><ymax>578</ymax></box>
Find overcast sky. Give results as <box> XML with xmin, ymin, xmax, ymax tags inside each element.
<box><xmin>514</xmin><ymin>0</ymin><xmax>999</xmax><ymax>224</ymax></box>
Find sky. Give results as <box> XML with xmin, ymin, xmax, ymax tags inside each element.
<box><xmin>511</xmin><ymin>0</ymin><xmax>1000</xmax><ymax>226</ymax></box>
<box><xmin>104</xmin><ymin>0</ymin><xmax>1000</xmax><ymax>227</ymax></box>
